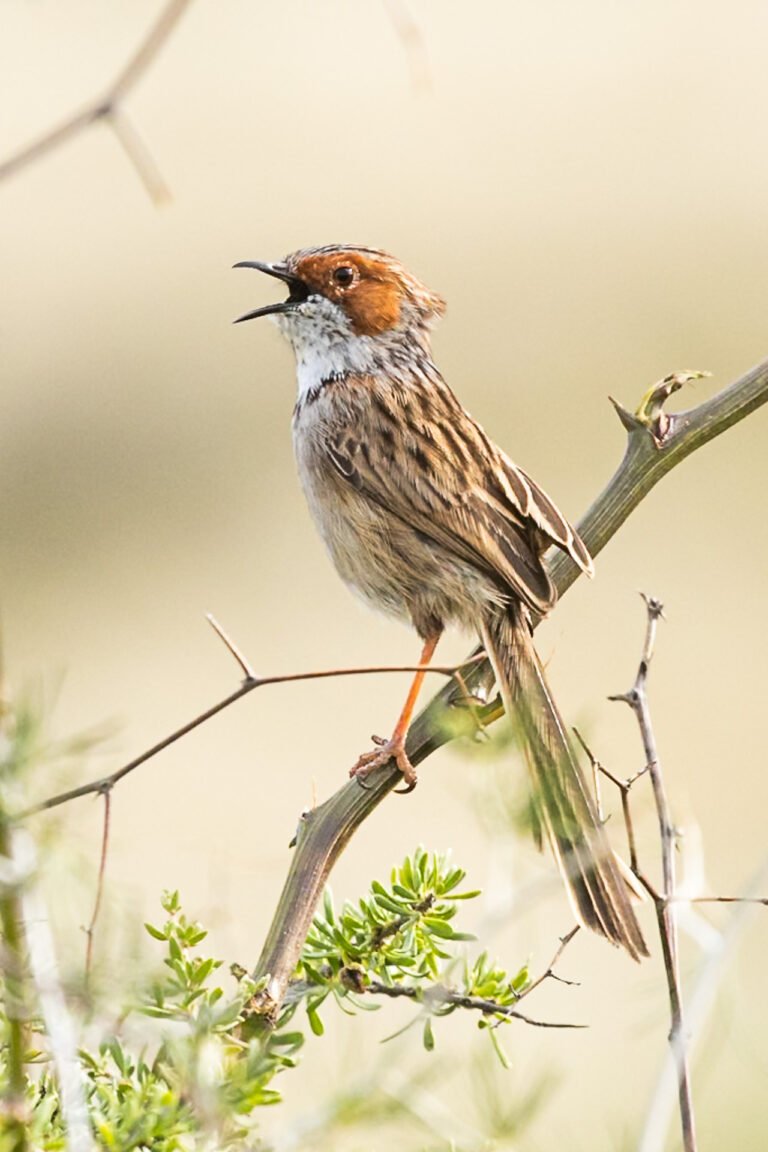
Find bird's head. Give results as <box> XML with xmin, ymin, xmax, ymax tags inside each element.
<box><xmin>234</xmin><ymin>246</ymin><xmax>445</xmax><ymax>382</ymax></box>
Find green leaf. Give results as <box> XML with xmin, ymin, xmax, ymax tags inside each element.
<box><xmin>144</xmin><ymin>922</ymin><xmax>167</xmax><ymax>941</ymax></box>
<box><xmin>422</xmin><ymin>917</ymin><xmax>475</xmax><ymax>941</ymax></box>
<box><xmin>372</xmin><ymin>893</ymin><xmax>407</xmax><ymax>916</ymax></box>
<box><xmin>441</xmin><ymin>867</ymin><xmax>466</xmax><ymax>893</ymax></box>
<box><xmin>190</xmin><ymin>957</ymin><xmax>216</xmax><ymax>987</ymax></box>
<box><xmin>162</xmin><ymin>889</ymin><xmax>180</xmax><ymax>914</ymax></box>
<box><xmin>270</xmin><ymin>1031</ymin><xmax>305</xmax><ymax>1050</ymax></box>
<box><xmin>423</xmin><ymin>1017</ymin><xmax>435</xmax><ymax>1051</ymax></box>
<box><xmin>489</xmin><ymin>1024</ymin><xmax>511</xmax><ymax>1068</ymax></box>
<box><xmin>306</xmin><ymin>1004</ymin><xmax>324</xmax><ymax>1036</ymax></box>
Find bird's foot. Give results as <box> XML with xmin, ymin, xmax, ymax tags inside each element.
<box><xmin>350</xmin><ymin>735</ymin><xmax>417</xmax><ymax>794</ymax></box>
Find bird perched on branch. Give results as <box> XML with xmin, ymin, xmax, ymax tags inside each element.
<box><xmin>235</xmin><ymin>245</ymin><xmax>647</xmax><ymax>960</ymax></box>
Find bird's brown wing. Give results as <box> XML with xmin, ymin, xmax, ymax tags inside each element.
<box><xmin>326</xmin><ymin>374</ymin><xmax>592</xmax><ymax>616</ymax></box>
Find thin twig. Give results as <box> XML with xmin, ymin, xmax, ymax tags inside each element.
<box><xmin>573</xmin><ymin>726</ymin><xmax>641</xmax><ymax>873</ymax></box>
<box><xmin>610</xmin><ymin>596</ymin><xmax>697</xmax><ymax>1152</ymax></box>
<box><xmin>206</xmin><ymin>613</ymin><xmax>256</xmax><ymax>680</ymax></box>
<box><xmin>0</xmin><ymin>0</ymin><xmax>192</xmax><ymax>201</ymax></box>
<box><xmin>106</xmin><ymin>106</ymin><xmax>172</xmax><ymax>205</ymax></box>
<box><xmin>675</xmin><ymin>895</ymin><xmax>768</xmax><ymax>905</ymax></box>
<box><xmin>84</xmin><ymin>789</ymin><xmax>112</xmax><ymax>984</ymax></box>
<box><xmin>363</xmin><ymin>980</ymin><xmax>585</xmax><ymax>1029</ymax></box>
<box><xmin>517</xmin><ymin>926</ymin><xmax>581</xmax><ymax>999</ymax></box>
<box><xmin>20</xmin><ymin>655</ymin><xmax>479</xmax><ymax>818</ymax></box>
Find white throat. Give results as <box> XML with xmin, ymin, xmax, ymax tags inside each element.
<box><xmin>275</xmin><ymin>298</ymin><xmax>383</xmax><ymax>401</ymax></box>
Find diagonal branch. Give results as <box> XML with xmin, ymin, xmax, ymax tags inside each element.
<box><xmin>250</xmin><ymin>358</ymin><xmax>768</xmax><ymax>1023</ymax></box>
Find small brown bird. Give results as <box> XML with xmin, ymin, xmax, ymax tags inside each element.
<box><xmin>235</xmin><ymin>245</ymin><xmax>647</xmax><ymax>959</ymax></box>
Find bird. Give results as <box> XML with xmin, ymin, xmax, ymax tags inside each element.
<box><xmin>234</xmin><ymin>244</ymin><xmax>647</xmax><ymax>960</ymax></box>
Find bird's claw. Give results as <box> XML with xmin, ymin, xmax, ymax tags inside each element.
<box><xmin>350</xmin><ymin>738</ymin><xmax>417</xmax><ymax>794</ymax></box>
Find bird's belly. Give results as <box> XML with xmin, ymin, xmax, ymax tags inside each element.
<box><xmin>294</xmin><ymin>428</ymin><xmax>503</xmax><ymax>633</ymax></box>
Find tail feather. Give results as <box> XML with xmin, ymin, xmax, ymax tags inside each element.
<box><xmin>480</xmin><ymin>607</ymin><xmax>648</xmax><ymax>961</ymax></box>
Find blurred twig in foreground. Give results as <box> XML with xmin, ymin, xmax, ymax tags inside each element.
<box><xmin>0</xmin><ymin>0</ymin><xmax>193</xmax><ymax>202</ymax></box>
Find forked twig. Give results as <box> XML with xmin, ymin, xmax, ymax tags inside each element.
<box><xmin>609</xmin><ymin>597</ymin><xmax>696</xmax><ymax>1152</ymax></box>
<box><xmin>364</xmin><ymin>980</ymin><xmax>584</xmax><ymax>1030</ymax></box>
<box><xmin>574</xmin><ymin>727</ymin><xmax>641</xmax><ymax>873</ymax></box>
<box><xmin>345</xmin><ymin>922</ymin><xmax>581</xmax><ymax>1030</ymax></box>
<box><xmin>0</xmin><ymin>0</ymin><xmax>192</xmax><ymax>202</ymax></box>
<box><xmin>20</xmin><ymin>643</ymin><xmax>480</xmax><ymax>819</ymax></box>
<box><xmin>519</xmin><ymin>926</ymin><xmax>581</xmax><ymax>998</ymax></box>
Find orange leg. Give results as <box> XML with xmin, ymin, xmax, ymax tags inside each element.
<box><xmin>350</xmin><ymin>632</ymin><xmax>441</xmax><ymax>792</ymax></box>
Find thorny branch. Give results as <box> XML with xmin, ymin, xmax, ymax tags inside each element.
<box><xmin>20</xmin><ymin>651</ymin><xmax>475</xmax><ymax>819</ymax></box>
<box><xmin>608</xmin><ymin>596</ymin><xmax>696</xmax><ymax>1152</ymax></box>
<box><xmin>0</xmin><ymin>0</ymin><xmax>193</xmax><ymax>202</ymax></box>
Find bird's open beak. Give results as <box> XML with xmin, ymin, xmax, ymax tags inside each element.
<box><xmin>233</xmin><ymin>260</ymin><xmax>307</xmax><ymax>323</ymax></box>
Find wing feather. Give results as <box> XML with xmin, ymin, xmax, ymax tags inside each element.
<box><xmin>325</xmin><ymin>373</ymin><xmax>592</xmax><ymax>613</ymax></box>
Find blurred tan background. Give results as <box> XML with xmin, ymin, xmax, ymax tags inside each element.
<box><xmin>2</xmin><ymin>1</ymin><xmax>768</xmax><ymax>1148</ymax></box>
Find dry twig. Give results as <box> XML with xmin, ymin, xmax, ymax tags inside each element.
<box><xmin>21</xmin><ymin>655</ymin><xmax>476</xmax><ymax>819</ymax></box>
<box><xmin>609</xmin><ymin>597</ymin><xmax>697</xmax><ymax>1152</ymax></box>
<box><xmin>84</xmin><ymin>789</ymin><xmax>112</xmax><ymax>984</ymax></box>
<box><xmin>362</xmin><ymin>980</ymin><xmax>584</xmax><ymax>1030</ymax></box>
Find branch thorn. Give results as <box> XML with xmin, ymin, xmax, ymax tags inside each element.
<box><xmin>205</xmin><ymin>613</ymin><xmax>258</xmax><ymax>683</ymax></box>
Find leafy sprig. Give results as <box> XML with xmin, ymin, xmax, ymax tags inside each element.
<box><xmin>1</xmin><ymin>853</ymin><xmax>545</xmax><ymax>1148</ymax></box>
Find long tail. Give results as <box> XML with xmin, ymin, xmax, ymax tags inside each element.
<box><xmin>480</xmin><ymin>606</ymin><xmax>648</xmax><ymax>960</ymax></box>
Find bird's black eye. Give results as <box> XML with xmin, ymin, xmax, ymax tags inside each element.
<box><xmin>333</xmin><ymin>265</ymin><xmax>355</xmax><ymax>286</ymax></box>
